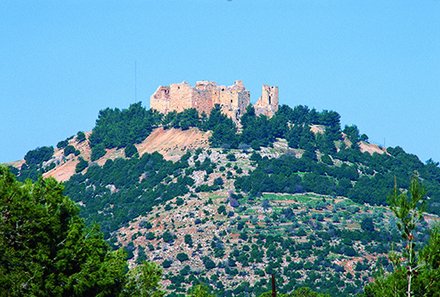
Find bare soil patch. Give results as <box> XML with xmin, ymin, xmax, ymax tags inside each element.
<box><xmin>359</xmin><ymin>141</ymin><xmax>386</xmax><ymax>155</ymax></box>
<box><xmin>136</xmin><ymin>127</ymin><xmax>210</xmax><ymax>161</ymax></box>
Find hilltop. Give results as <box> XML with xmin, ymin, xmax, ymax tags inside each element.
<box><xmin>6</xmin><ymin>82</ymin><xmax>440</xmax><ymax>296</ymax></box>
<box><xmin>150</xmin><ymin>80</ymin><xmax>278</xmax><ymax>122</ymax></box>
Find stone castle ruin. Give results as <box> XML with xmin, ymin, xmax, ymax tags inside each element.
<box><xmin>254</xmin><ymin>85</ymin><xmax>279</xmax><ymax>117</ymax></box>
<box><xmin>150</xmin><ymin>80</ymin><xmax>278</xmax><ymax>122</ymax></box>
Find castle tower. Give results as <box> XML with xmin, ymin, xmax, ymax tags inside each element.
<box><xmin>254</xmin><ymin>85</ymin><xmax>279</xmax><ymax>117</ymax></box>
<box><xmin>215</xmin><ymin>80</ymin><xmax>250</xmax><ymax>122</ymax></box>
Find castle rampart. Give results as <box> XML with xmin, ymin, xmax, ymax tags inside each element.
<box><xmin>150</xmin><ymin>80</ymin><xmax>278</xmax><ymax>121</ymax></box>
<box><xmin>254</xmin><ymin>85</ymin><xmax>279</xmax><ymax>117</ymax></box>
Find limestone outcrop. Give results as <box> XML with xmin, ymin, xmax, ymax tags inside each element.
<box><xmin>150</xmin><ymin>80</ymin><xmax>278</xmax><ymax>121</ymax></box>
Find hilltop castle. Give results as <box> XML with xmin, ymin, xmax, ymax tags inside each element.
<box><xmin>150</xmin><ymin>80</ymin><xmax>278</xmax><ymax>122</ymax></box>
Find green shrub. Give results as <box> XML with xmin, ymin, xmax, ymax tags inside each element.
<box><xmin>227</xmin><ymin>153</ymin><xmax>237</xmax><ymax>161</ymax></box>
<box><xmin>64</xmin><ymin>145</ymin><xmax>79</xmax><ymax>157</ymax></box>
<box><xmin>24</xmin><ymin>146</ymin><xmax>54</xmax><ymax>165</ymax></box>
<box><xmin>76</xmin><ymin>131</ymin><xmax>86</xmax><ymax>143</ymax></box>
<box><xmin>91</xmin><ymin>144</ymin><xmax>106</xmax><ymax>161</ymax></box>
<box><xmin>75</xmin><ymin>157</ymin><xmax>88</xmax><ymax>173</ymax></box>
<box><xmin>176</xmin><ymin>253</ymin><xmax>189</xmax><ymax>262</ymax></box>
<box><xmin>125</xmin><ymin>144</ymin><xmax>138</xmax><ymax>158</ymax></box>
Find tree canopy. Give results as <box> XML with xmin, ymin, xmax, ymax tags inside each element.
<box><xmin>0</xmin><ymin>166</ymin><xmax>127</xmax><ymax>296</ymax></box>
<box><xmin>89</xmin><ymin>102</ymin><xmax>161</xmax><ymax>149</ymax></box>
<box><xmin>363</xmin><ymin>175</ymin><xmax>440</xmax><ymax>296</ymax></box>
<box><xmin>0</xmin><ymin>166</ymin><xmax>165</xmax><ymax>297</ymax></box>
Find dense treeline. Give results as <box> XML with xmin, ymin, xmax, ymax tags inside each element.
<box><xmin>68</xmin><ymin>102</ymin><xmax>347</xmax><ymax>155</ymax></box>
<box><xmin>12</xmin><ymin>146</ymin><xmax>56</xmax><ymax>181</ymax></box>
<box><xmin>24</xmin><ymin>146</ymin><xmax>54</xmax><ymax>165</ymax></box>
<box><xmin>0</xmin><ymin>166</ymin><xmax>166</xmax><ymax>297</ymax></box>
<box><xmin>14</xmin><ymin>101</ymin><xmax>440</xmax><ymax>216</ymax></box>
<box><xmin>131</xmin><ymin>103</ymin><xmax>343</xmax><ymax>151</ymax></box>
<box><xmin>217</xmin><ymin>105</ymin><xmax>440</xmax><ymax>215</ymax></box>
<box><xmin>13</xmin><ymin>99</ymin><xmax>440</xmax><ymax>217</ymax></box>
<box><xmin>199</xmin><ymin>104</ymin><xmax>344</xmax><ymax>150</ymax></box>
<box><xmin>65</xmin><ymin>152</ymin><xmax>192</xmax><ymax>238</ymax></box>
<box><xmin>89</xmin><ymin>102</ymin><xmax>162</xmax><ymax>150</ymax></box>
<box><xmin>235</xmin><ymin>149</ymin><xmax>440</xmax><ymax>215</ymax></box>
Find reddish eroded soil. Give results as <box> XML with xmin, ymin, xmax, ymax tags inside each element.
<box><xmin>359</xmin><ymin>141</ymin><xmax>387</xmax><ymax>155</ymax></box>
<box><xmin>43</xmin><ymin>132</ymin><xmax>92</xmax><ymax>182</ymax></box>
<box><xmin>136</xmin><ymin>127</ymin><xmax>211</xmax><ymax>161</ymax></box>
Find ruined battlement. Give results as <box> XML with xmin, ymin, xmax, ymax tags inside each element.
<box><xmin>150</xmin><ymin>81</ymin><xmax>278</xmax><ymax>122</ymax></box>
<box><xmin>254</xmin><ymin>85</ymin><xmax>279</xmax><ymax>117</ymax></box>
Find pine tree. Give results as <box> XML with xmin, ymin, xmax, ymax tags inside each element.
<box><xmin>0</xmin><ymin>166</ymin><xmax>127</xmax><ymax>296</ymax></box>
<box><xmin>363</xmin><ymin>174</ymin><xmax>440</xmax><ymax>297</ymax></box>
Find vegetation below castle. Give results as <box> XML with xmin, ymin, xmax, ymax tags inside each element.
<box><xmin>2</xmin><ymin>166</ymin><xmax>439</xmax><ymax>296</ymax></box>
<box><xmin>65</xmin><ymin>152</ymin><xmax>192</xmax><ymax>236</ymax></box>
<box><xmin>7</xmin><ymin>101</ymin><xmax>440</xmax><ymax>296</ymax></box>
<box><xmin>14</xmin><ymin>102</ymin><xmax>440</xmax><ymax>215</ymax></box>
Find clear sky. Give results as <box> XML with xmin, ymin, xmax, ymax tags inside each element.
<box><xmin>1</xmin><ymin>1</ymin><xmax>439</xmax><ymax>163</ymax></box>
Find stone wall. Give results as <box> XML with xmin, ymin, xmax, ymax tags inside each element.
<box><xmin>254</xmin><ymin>85</ymin><xmax>279</xmax><ymax>117</ymax></box>
<box><xmin>150</xmin><ymin>80</ymin><xmax>278</xmax><ymax>122</ymax></box>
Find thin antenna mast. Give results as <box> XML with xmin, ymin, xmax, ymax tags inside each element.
<box><xmin>134</xmin><ymin>61</ymin><xmax>137</xmax><ymax>101</ymax></box>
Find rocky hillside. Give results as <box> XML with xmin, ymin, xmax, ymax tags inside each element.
<box><xmin>7</xmin><ymin>102</ymin><xmax>440</xmax><ymax>296</ymax></box>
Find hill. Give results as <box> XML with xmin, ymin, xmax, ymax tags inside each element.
<box><xmin>6</xmin><ymin>95</ymin><xmax>440</xmax><ymax>296</ymax></box>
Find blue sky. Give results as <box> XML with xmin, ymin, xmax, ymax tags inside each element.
<box><xmin>1</xmin><ymin>1</ymin><xmax>439</xmax><ymax>163</ymax></box>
